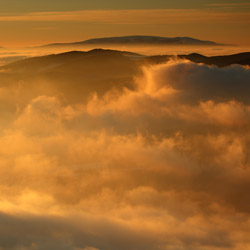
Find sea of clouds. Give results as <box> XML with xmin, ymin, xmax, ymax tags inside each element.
<box><xmin>0</xmin><ymin>59</ymin><xmax>250</xmax><ymax>250</ymax></box>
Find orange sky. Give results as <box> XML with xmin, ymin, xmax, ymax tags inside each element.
<box><xmin>0</xmin><ymin>4</ymin><xmax>249</xmax><ymax>47</ymax></box>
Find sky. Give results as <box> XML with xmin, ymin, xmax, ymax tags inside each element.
<box><xmin>0</xmin><ymin>0</ymin><xmax>250</xmax><ymax>47</ymax></box>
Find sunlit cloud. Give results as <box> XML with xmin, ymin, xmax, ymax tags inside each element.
<box><xmin>1</xmin><ymin>53</ymin><xmax>250</xmax><ymax>249</ymax></box>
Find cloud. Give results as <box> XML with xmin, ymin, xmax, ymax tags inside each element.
<box><xmin>0</xmin><ymin>9</ymin><xmax>249</xmax><ymax>24</ymax></box>
<box><xmin>32</xmin><ymin>26</ymin><xmax>56</xmax><ymax>30</ymax></box>
<box><xmin>0</xmin><ymin>59</ymin><xmax>250</xmax><ymax>249</ymax></box>
<box><xmin>208</xmin><ymin>3</ymin><xmax>250</xmax><ymax>7</ymax></box>
<box><xmin>82</xmin><ymin>247</ymin><xmax>100</xmax><ymax>250</ymax></box>
<box><xmin>86</xmin><ymin>60</ymin><xmax>250</xmax><ymax>129</ymax></box>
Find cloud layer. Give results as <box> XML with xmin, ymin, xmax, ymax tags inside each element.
<box><xmin>0</xmin><ymin>59</ymin><xmax>250</xmax><ymax>249</ymax></box>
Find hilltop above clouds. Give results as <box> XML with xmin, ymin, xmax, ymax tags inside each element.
<box><xmin>2</xmin><ymin>49</ymin><xmax>250</xmax><ymax>72</ymax></box>
<box><xmin>40</xmin><ymin>35</ymin><xmax>225</xmax><ymax>48</ymax></box>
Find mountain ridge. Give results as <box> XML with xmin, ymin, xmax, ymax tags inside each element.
<box><xmin>0</xmin><ymin>49</ymin><xmax>249</xmax><ymax>105</ymax></box>
<box><xmin>40</xmin><ymin>35</ymin><xmax>225</xmax><ymax>48</ymax></box>
<box><xmin>2</xmin><ymin>49</ymin><xmax>249</xmax><ymax>71</ymax></box>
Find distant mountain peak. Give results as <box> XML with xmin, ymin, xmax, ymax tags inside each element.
<box><xmin>41</xmin><ymin>35</ymin><xmax>225</xmax><ymax>48</ymax></box>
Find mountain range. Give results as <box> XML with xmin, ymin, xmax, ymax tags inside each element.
<box><xmin>0</xmin><ymin>48</ymin><xmax>249</xmax><ymax>124</ymax></box>
<box><xmin>146</xmin><ymin>52</ymin><xmax>250</xmax><ymax>67</ymax></box>
<box><xmin>41</xmin><ymin>35</ymin><xmax>224</xmax><ymax>48</ymax></box>
<box><xmin>3</xmin><ymin>49</ymin><xmax>249</xmax><ymax>72</ymax></box>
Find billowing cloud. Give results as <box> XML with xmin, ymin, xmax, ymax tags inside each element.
<box><xmin>0</xmin><ymin>59</ymin><xmax>250</xmax><ymax>249</ymax></box>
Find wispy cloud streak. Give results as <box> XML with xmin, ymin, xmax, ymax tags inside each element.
<box><xmin>0</xmin><ymin>9</ymin><xmax>249</xmax><ymax>24</ymax></box>
<box><xmin>208</xmin><ymin>3</ymin><xmax>250</xmax><ymax>7</ymax></box>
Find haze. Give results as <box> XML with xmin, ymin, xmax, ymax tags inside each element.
<box><xmin>0</xmin><ymin>1</ymin><xmax>250</xmax><ymax>250</ymax></box>
<box><xmin>0</xmin><ymin>0</ymin><xmax>250</xmax><ymax>47</ymax></box>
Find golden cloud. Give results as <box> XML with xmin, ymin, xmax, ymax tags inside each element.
<box><xmin>0</xmin><ymin>58</ymin><xmax>250</xmax><ymax>249</ymax></box>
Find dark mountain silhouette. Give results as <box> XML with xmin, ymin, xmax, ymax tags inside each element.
<box><xmin>4</xmin><ymin>49</ymin><xmax>249</xmax><ymax>73</ymax></box>
<box><xmin>0</xmin><ymin>49</ymin><xmax>143</xmax><ymax>105</ymax></box>
<box><xmin>146</xmin><ymin>52</ymin><xmax>250</xmax><ymax>67</ymax></box>
<box><xmin>0</xmin><ymin>49</ymin><xmax>249</xmax><ymax>107</ymax></box>
<box><xmin>41</xmin><ymin>35</ymin><xmax>224</xmax><ymax>48</ymax></box>
<box><xmin>184</xmin><ymin>52</ymin><xmax>250</xmax><ymax>67</ymax></box>
<box><xmin>3</xmin><ymin>49</ymin><xmax>142</xmax><ymax>73</ymax></box>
